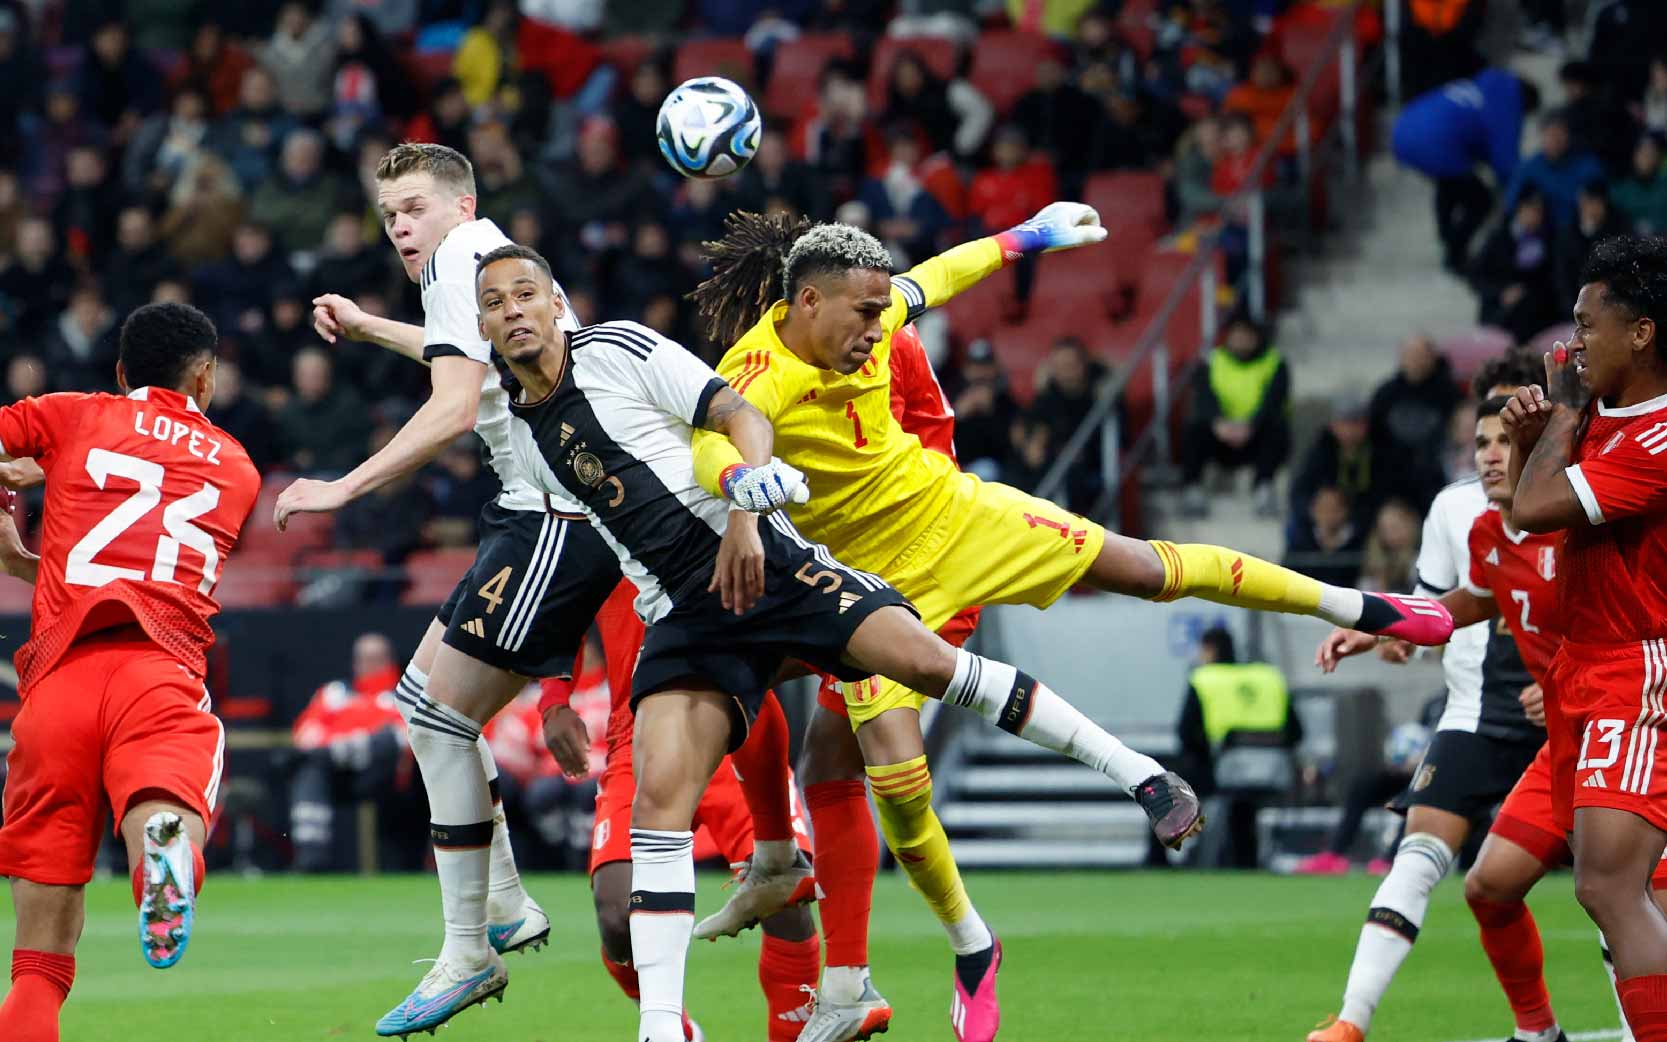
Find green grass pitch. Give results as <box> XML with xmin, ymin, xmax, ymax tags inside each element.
<box><xmin>10</xmin><ymin>870</ymin><xmax>1627</xmax><ymax>1042</ymax></box>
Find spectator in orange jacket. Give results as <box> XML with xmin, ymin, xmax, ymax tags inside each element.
<box><xmin>288</xmin><ymin>632</ymin><xmax>419</xmax><ymax>871</ymax></box>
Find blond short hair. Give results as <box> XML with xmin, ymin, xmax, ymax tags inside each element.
<box><xmin>374</xmin><ymin>142</ymin><xmax>476</xmax><ymax>197</ymax></box>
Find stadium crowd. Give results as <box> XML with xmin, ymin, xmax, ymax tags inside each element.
<box><xmin>0</xmin><ymin>0</ymin><xmax>1363</xmax><ymax>587</ymax></box>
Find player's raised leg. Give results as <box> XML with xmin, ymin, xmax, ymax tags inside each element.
<box><xmin>1101</xmin><ymin>535</ymin><xmax>1452</xmax><ymax>645</ymax></box>
<box><xmin>376</xmin><ymin>644</ymin><xmax>525</xmax><ymax>1038</ymax></box>
<box><xmin>0</xmin><ymin>882</ymin><xmax>81</xmax><ymax>1042</ymax></box>
<box><xmin>630</xmin><ymin>687</ymin><xmax>735</xmax><ymax>1042</ymax></box>
<box><xmin>1308</xmin><ymin>806</ymin><xmax>1467</xmax><ymax>1042</ymax></box>
<box><xmin>1464</xmin><ymin>833</ymin><xmax>1565</xmax><ymax>1042</ymax></box>
<box><xmin>119</xmin><ymin>800</ymin><xmax>207</xmax><ymax>971</ymax></box>
<box><xmin>392</xmin><ymin>619</ymin><xmax>548</xmax><ymax>955</ymax></box>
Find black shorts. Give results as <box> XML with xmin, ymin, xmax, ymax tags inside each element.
<box><xmin>630</xmin><ymin>515</ymin><xmax>914</xmax><ymax>750</ymax></box>
<box><xmin>436</xmin><ymin>501</ymin><xmax>621</xmax><ymax>678</ymax></box>
<box><xmin>1391</xmin><ymin>729</ymin><xmax>1544</xmax><ymax>821</ymax></box>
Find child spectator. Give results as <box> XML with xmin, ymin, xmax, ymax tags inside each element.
<box><xmin>1284</xmin><ymin>486</ymin><xmax>1365</xmax><ymax>588</ymax></box>
<box><xmin>1360</xmin><ymin>499</ymin><xmax>1422</xmax><ymax>593</ymax></box>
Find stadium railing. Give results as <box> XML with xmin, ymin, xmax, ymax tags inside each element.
<box><xmin>1033</xmin><ymin>2</ymin><xmax>1367</xmax><ymax>524</ymax></box>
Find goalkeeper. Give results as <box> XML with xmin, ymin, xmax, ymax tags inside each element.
<box><xmin>687</xmin><ymin>206</ymin><xmax>1455</xmax><ymax>1042</ymax></box>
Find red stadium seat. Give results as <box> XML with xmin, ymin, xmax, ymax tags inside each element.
<box><xmin>968</xmin><ymin>31</ymin><xmax>1054</xmax><ymax>115</ymax></box>
<box><xmin>673</xmin><ymin>37</ymin><xmax>756</xmax><ymax>91</ymax></box>
<box><xmin>1029</xmin><ymin>251</ymin><xmax>1123</xmax><ymax>323</ymax></box>
<box><xmin>1440</xmin><ymin>326</ymin><xmax>1517</xmax><ymax>388</ymax></box>
<box><xmin>214</xmin><ymin>561</ymin><xmax>296</xmax><ymax>609</ymax></box>
<box><xmin>0</xmin><ymin>578</ymin><xmax>32</xmax><ymax>614</ymax></box>
<box><xmin>867</xmin><ymin>35</ymin><xmax>961</xmax><ymax>113</ymax></box>
<box><xmin>1131</xmin><ymin>247</ymin><xmax>1219</xmax><ymax>362</ymax></box>
<box><xmin>404</xmin><ymin>50</ymin><xmax>457</xmax><ymax>97</ymax></box>
<box><xmin>401</xmin><ymin>548</ymin><xmax>479</xmax><ymax>606</ymax></box>
<box><xmin>941</xmin><ymin>265</ymin><xmax>1018</xmax><ymax>345</ymax></box>
<box><xmin>600</xmin><ymin>35</ymin><xmax>659</xmax><ymax>80</ymax></box>
<box><xmin>1083</xmin><ymin>171</ymin><xmax>1168</xmax><ymax>267</ymax></box>
<box><xmin>764</xmin><ymin>34</ymin><xmax>855</xmax><ymax>118</ymax></box>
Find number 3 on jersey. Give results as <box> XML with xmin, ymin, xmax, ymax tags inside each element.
<box><xmin>65</xmin><ymin>448</ymin><xmax>222</xmax><ymax>592</ymax></box>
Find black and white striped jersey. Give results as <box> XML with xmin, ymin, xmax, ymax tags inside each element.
<box><xmin>503</xmin><ymin>321</ymin><xmax>735</xmax><ymax>623</ymax></box>
<box><xmin>420</xmin><ymin>217</ymin><xmax>584</xmax><ymax>515</ymax></box>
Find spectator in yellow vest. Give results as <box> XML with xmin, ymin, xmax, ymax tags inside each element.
<box><xmin>1177</xmin><ymin>627</ymin><xmax>1303</xmax><ymax>867</ymax></box>
<box><xmin>1179</xmin><ymin>313</ymin><xmax>1292</xmax><ymax>519</ymax></box>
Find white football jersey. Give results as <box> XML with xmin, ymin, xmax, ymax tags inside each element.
<box><xmin>420</xmin><ymin>218</ymin><xmax>585</xmax><ymax>514</ymax></box>
<box><xmin>1414</xmin><ymin>477</ymin><xmax>1489</xmax><ymax>732</ymax></box>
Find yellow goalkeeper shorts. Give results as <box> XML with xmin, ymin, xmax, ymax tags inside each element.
<box><xmin>842</xmin><ymin>471</ymin><xmax>1106</xmax><ymax>728</ymax></box>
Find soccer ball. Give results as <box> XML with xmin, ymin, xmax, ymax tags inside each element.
<box><xmin>656</xmin><ymin>76</ymin><xmax>762</xmax><ymax>180</ymax></box>
<box><xmin>1383</xmin><ymin>722</ymin><xmax>1431</xmax><ymax>772</ymax></box>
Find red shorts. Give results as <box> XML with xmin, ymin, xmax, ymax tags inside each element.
<box><xmin>1548</xmin><ymin>640</ymin><xmax>1667</xmax><ymax>837</ymax></box>
<box><xmin>0</xmin><ymin>631</ymin><xmax>224</xmax><ymax>886</ymax></box>
<box><xmin>1489</xmin><ymin>743</ymin><xmax>1571</xmax><ymax>868</ymax></box>
<box><xmin>588</xmin><ymin>750</ymin><xmax>811</xmax><ymax>875</ymax></box>
<box><xmin>815</xmin><ymin>606</ymin><xmax>983</xmax><ymax>715</ymax></box>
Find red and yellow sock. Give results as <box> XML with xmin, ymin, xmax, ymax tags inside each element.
<box><xmin>760</xmin><ymin>933</ymin><xmax>821</xmax><ymax>1041</ymax></box>
<box><xmin>867</xmin><ymin>757</ymin><xmax>971</xmax><ymax>928</ymax></box>
<box><xmin>1149</xmin><ymin>540</ymin><xmax>1325</xmax><ymax>613</ymax></box>
<box><xmin>805</xmin><ymin>779</ymin><xmax>877</xmax><ymax>968</ymax></box>
<box><xmin>0</xmin><ymin>950</ymin><xmax>75</xmax><ymax>1042</ymax></box>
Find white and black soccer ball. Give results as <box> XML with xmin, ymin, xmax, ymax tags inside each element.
<box><xmin>1383</xmin><ymin>722</ymin><xmax>1431</xmax><ymax>772</ymax></box>
<box><xmin>656</xmin><ymin>76</ymin><xmax>762</xmax><ymax>180</ymax></box>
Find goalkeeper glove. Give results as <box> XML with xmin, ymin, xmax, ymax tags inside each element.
<box><xmin>720</xmin><ymin>458</ymin><xmax>810</xmax><ymax>513</ymax></box>
<box><xmin>996</xmin><ymin>201</ymin><xmax>1108</xmax><ymax>259</ymax></box>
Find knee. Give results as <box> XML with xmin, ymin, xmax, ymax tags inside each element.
<box><xmin>1574</xmin><ymin>864</ymin><xmax>1631</xmax><ymax>925</ymax></box>
<box><xmin>1464</xmin><ymin>865</ymin><xmax>1521</xmax><ymax>909</ymax></box>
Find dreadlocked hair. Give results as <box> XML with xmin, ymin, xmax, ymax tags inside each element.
<box><xmin>691</xmin><ymin>210</ymin><xmax>812</xmax><ymax>348</ymax></box>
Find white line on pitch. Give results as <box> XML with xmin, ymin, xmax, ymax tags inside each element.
<box><xmin>1443</xmin><ymin>1030</ymin><xmax>1620</xmax><ymax>1042</ymax></box>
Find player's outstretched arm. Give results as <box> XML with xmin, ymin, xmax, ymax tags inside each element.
<box><xmin>893</xmin><ymin>202</ymin><xmax>1109</xmax><ymax>326</ymax></box>
<box><xmin>273</xmin><ymin>355</ymin><xmax>484</xmax><ymax>528</ymax></box>
<box><xmin>312</xmin><ymin>293</ymin><xmax>427</xmax><ymax>363</ymax></box>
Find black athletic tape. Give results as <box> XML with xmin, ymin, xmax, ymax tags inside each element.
<box><xmin>630</xmin><ymin>890</ymin><xmax>696</xmax><ymax>914</ymax></box>
<box><xmin>488</xmin><ymin>776</ymin><xmax>501</xmax><ymax>806</ymax></box>
<box><xmin>1366</xmin><ymin>906</ymin><xmax>1420</xmax><ymax>943</ymax></box>
<box><xmin>998</xmin><ymin>671</ymin><xmax>1040</xmax><ymax>735</ymax></box>
<box><xmin>430</xmin><ymin>819</ymin><xmax>495</xmax><ymax>850</ymax></box>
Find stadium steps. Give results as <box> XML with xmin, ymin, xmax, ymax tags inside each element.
<box><xmin>938</xmin><ymin>728</ymin><xmax>1173</xmax><ymax>868</ymax></box>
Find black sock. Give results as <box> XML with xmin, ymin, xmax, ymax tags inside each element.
<box><xmin>954</xmin><ymin>943</ymin><xmax>995</xmax><ymax>992</ymax></box>
<box><xmin>1354</xmin><ymin>593</ymin><xmax>1401</xmax><ymax>633</ymax></box>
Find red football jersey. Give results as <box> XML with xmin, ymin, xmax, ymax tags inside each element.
<box><xmin>888</xmin><ymin>324</ymin><xmax>958</xmax><ymax>461</ymax></box>
<box><xmin>1561</xmin><ymin>394</ymin><xmax>1667</xmax><ymax>646</ymax></box>
<box><xmin>1465</xmin><ymin>506</ymin><xmax>1564</xmax><ymax>681</ymax></box>
<box><xmin>0</xmin><ymin>387</ymin><xmax>260</xmax><ymax>692</ymax></box>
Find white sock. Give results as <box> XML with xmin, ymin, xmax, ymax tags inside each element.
<box><xmin>752</xmin><ymin>837</ymin><xmax>797</xmax><ymax>873</ymax></box>
<box><xmin>942</xmin><ymin>649</ymin><xmax>1164</xmax><ymax>791</ymax></box>
<box><xmin>820</xmin><ymin>964</ymin><xmax>871</xmax><ymax>1003</ymax></box>
<box><xmin>1316</xmin><ymin>585</ymin><xmax>1366</xmax><ymax>629</ymax></box>
<box><xmin>631</xmin><ymin>829</ymin><xmax>695</xmax><ymax>1042</ymax></box>
<box><xmin>1602</xmin><ymin>932</ymin><xmax>1638</xmax><ymax>1042</ymax></box>
<box><xmin>1337</xmin><ymin>832</ymin><xmax>1454</xmax><ymax>1031</ymax></box>
<box><xmin>945</xmin><ymin>905</ymin><xmax>994</xmax><ymax>956</ymax></box>
<box><xmin>408</xmin><ymin>694</ymin><xmax>494</xmax><ymax>967</ymax></box>
<box><xmin>393</xmin><ymin>662</ymin><xmax>427</xmax><ymax>726</ymax></box>
<box><xmin>400</xmin><ymin>661</ymin><xmax>528</xmax><ymax>918</ymax></box>
<box><xmin>481</xmin><ymin>739</ymin><xmax>529</xmax><ymax>915</ymax></box>
<box><xmin>1515</xmin><ymin>1027</ymin><xmax>1562</xmax><ymax>1042</ymax></box>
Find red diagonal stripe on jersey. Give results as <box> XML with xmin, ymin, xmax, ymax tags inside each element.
<box><xmin>733</xmin><ymin>351</ymin><xmax>772</xmax><ymax>395</ymax></box>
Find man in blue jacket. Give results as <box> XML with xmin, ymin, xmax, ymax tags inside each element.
<box><xmin>1501</xmin><ymin>109</ymin><xmax>1607</xmax><ymax>232</ymax></box>
<box><xmin>1392</xmin><ymin>69</ymin><xmax>1541</xmax><ymax>272</ymax></box>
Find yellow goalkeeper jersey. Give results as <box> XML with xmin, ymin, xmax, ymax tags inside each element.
<box><xmin>696</xmin><ymin>238</ymin><xmax>1006</xmax><ymax>572</ymax></box>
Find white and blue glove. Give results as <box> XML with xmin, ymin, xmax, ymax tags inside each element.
<box><xmin>997</xmin><ymin>201</ymin><xmax>1109</xmax><ymax>257</ymax></box>
<box><xmin>720</xmin><ymin>458</ymin><xmax>810</xmax><ymax>513</ymax></box>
